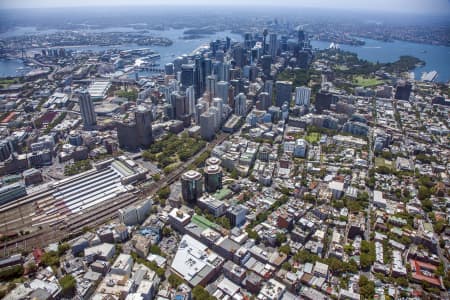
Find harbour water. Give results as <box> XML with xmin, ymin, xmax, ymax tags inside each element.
<box><xmin>0</xmin><ymin>58</ymin><xmax>32</xmax><ymax>77</ymax></box>
<box><xmin>1</xmin><ymin>27</ymin><xmax>449</xmax><ymax>82</ymax></box>
<box><xmin>310</xmin><ymin>38</ymin><xmax>450</xmax><ymax>83</ymax></box>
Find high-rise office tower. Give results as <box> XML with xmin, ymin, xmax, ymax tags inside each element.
<box><xmin>216</xmin><ymin>81</ymin><xmax>229</xmax><ymax>107</ymax></box>
<box><xmin>275</xmin><ymin>81</ymin><xmax>293</xmax><ymax>107</ymax></box>
<box><xmin>394</xmin><ymin>81</ymin><xmax>412</xmax><ymax>101</ymax></box>
<box><xmin>165</xmin><ymin>63</ymin><xmax>174</xmax><ymax>75</ymax></box>
<box><xmin>249</xmin><ymin>66</ymin><xmax>258</xmax><ymax>83</ymax></box>
<box><xmin>210</xmin><ymin>40</ymin><xmax>218</xmax><ymax>56</ymax></box>
<box><xmin>243</xmin><ymin>65</ymin><xmax>251</xmax><ymax>79</ymax></box>
<box><xmin>200</xmin><ymin>111</ymin><xmax>216</xmax><ymax>141</ymax></box>
<box><xmin>117</xmin><ymin>105</ymin><xmax>153</xmax><ymax>150</ymax></box>
<box><xmin>215</xmin><ymin>50</ymin><xmax>225</xmax><ymax>62</ymax></box>
<box><xmin>206</xmin><ymin>75</ymin><xmax>216</xmax><ymax>98</ymax></box>
<box><xmin>209</xmin><ymin>106</ymin><xmax>220</xmax><ymax>131</ymax></box>
<box><xmin>261</xmin><ymin>55</ymin><xmax>272</xmax><ymax>77</ymax></box>
<box><xmin>264</xmin><ymin>80</ymin><xmax>274</xmax><ymax>99</ymax></box>
<box><xmin>195</xmin><ymin>56</ymin><xmax>206</xmax><ymax>96</ymax></box>
<box><xmin>162</xmin><ymin>81</ymin><xmax>178</xmax><ymax>104</ymax></box>
<box><xmin>164</xmin><ymin>103</ymin><xmax>174</xmax><ymax>120</ymax></box>
<box><xmin>171</xmin><ymin>91</ymin><xmax>188</xmax><ymax>120</ymax></box>
<box><xmin>202</xmin><ymin>58</ymin><xmax>212</xmax><ymax>78</ymax></box>
<box><xmin>0</xmin><ymin>140</ymin><xmax>13</xmax><ymax>162</ymax></box>
<box><xmin>269</xmin><ymin>33</ymin><xmax>277</xmax><ymax>58</ymax></box>
<box><xmin>181</xmin><ymin>170</ymin><xmax>203</xmax><ymax>203</ymax></box>
<box><xmin>298</xmin><ymin>29</ymin><xmax>305</xmax><ymax>47</ymax></box>
<box><xmin>186</xmin><ymin>86</ymin><xmax>196</xmax><ymax>117</ymax></box>
<box><xmin>235</xmin><ymin>93</ymin><xmax>247</xmax><ymax>116</ymax></box>
<box><xmin>315</xmin><ymin>91</ymin><xmax>335</xmax><ymax>113</ymax></box>
<box><xmin>295</xmin><ymin>86</ymin><xmax>311</xmax><ymax>106</ymax></box>
<box><xmin>244</xmin><ymin>32</ymin><xmax>253</xmax><ymax>50</ymax></box>
<box><xmin>230</xmin><ymin>79</ymin><xmax>241</xmax><ymax>97</ymax></box>
<box><xmin>212</xmin><ymin>97</ymin><xmax>224</xmax><ymax>125</ymax></box>
<box><xmin>173</xmin><ymin>57</ymin><xmax>183</xmax><ymax>73</ymax></box>
<box><xmin>263</xmin><ymin>29</ymin><xmax>268</xmax><ymax>55</ymax></box>
<box><xmin>204</xmin><ymin>164</ymin><xmax>223</xmax><ymax>193</ymax></box>
<box><xmin>251</xmin><ymin>47</ymin><xmax>260</xmax><ymax>64</ymax></box>
<box><xmin>232</xmin><ymin>46</ymin><xmax>246</xmax><ymax>68</ymax></box>
<box><xmin>135</xmin><ymin>105</ymin><xmax>153</xmax><ymax>147</ymax></box>
<box><xmin>213</xmin><ymin>62</ymin><xmax>221</xmax><ymax>81</ymax></box>
<box><xmin>297</xmin><ymin>50</ymin><xmax>312</xmax><ymax>69</ymax></box>
<box><xmin>214</xmin><ymin>61</ymin><xmax>231</xmax><ymax>81</ymax></box>
<box><xmin>180</xmin><ymin>64</ymin><xmax>195</xmax><ymax>90</ymax></box>
<box><xmin>77</xmin><ymin>89</ymin><xmax>96</xmax><ymax>129</ymax></box>
<box><xmin>195</xmin><ymin>103</ymin><xmax>205</xmax><ymax>124</ymax></box>
<box><xmin>221</xmin><ymin>61</ymin><xmax>231</xmax><ymax>82</ymax></box>
<box><xmin>258</xmin><ymin>92</ymin><xmax>271</xmax><ymax>110</ymax></box>
<box><xmin>280</xmin><ymin>35</ymin><xmax>288</xmax><ymax>52</ymax></box>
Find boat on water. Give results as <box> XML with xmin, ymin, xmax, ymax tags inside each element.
<box><xmin>329</xmin><ymin>42</ymin><xmax>340</xmax><ymax>49</ymax></box>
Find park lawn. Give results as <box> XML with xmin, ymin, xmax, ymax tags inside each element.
<box><xmin>163</xmin><ymin>162</ymin><xmax>181</xmax><ymax>174</ymax></box>
<box><xmin>305</xmin><ymin>132</ymin><xmax>321</xmax><ymax>143</ymax></box>
<box><xmin>375</xmin><ymin>157</ymin><xmax>393</xmax><ymax>169</ymax></box>
<box><xmin>353</xmin><ymin>75</ymin><xmax>384</xmax><ymax>87</ymax></box>
<box><xmin>0</xmin><ymin>79</ymin><xmax>20</xmax><ymax>89</ymax></box>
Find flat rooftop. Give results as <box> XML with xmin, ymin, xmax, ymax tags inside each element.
<box><xmin>171</xmin><ymin>235</ymin><xmax>223</xmax><ymax>285</ymax></box>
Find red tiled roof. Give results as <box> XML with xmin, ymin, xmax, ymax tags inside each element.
<box><xmin>1</xmin><ymin>112</ymin><xmax>16</xmax><ymax>123</ymax></box>
<box><xmin>410</xmin><ymin>259</ymin><xmax>442</xmax><ymax>287</ymax></box>
<box><xmin>33</xmin><ymin>248</ymin><xmax>43</xmax><ymax>263</ymax></box>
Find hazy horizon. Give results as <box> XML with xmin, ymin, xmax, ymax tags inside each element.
<box><xmin>1</xmin><ymin>0</ymin><xmax>450</xmax><ymax>16</ymax></box>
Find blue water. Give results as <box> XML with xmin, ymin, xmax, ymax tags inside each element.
<box><xmin>0</xmin><ymin>58</ymin><xmax>32</xmax><ymax>77</ymax></box>
<box><xmin>33</xmin><ymin>28</ymin><xmax>243</xmax><ymax>66</ymax></box>
<box><xmin>1</xmin><ymin>27</ymin><xmax>449</xmax><ymax>82</ymax></box>
<box><xmin>0</xmin><ymin>27</ymin><xmax>243</xmax><ymax>78</ymax></box>
<box><xmin>310</xmin><ymin>38</ymin><xmax>450</xmax><ymax>82</ymax></box>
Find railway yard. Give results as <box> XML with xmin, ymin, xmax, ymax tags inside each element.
<box><xmin>0</xmin><ymin>157</ymin><xmax>143</xmax><ymax>257</ymax></box>
<box><xmin>0</xmin><ymin>133</ymin><xmax>228</xmax><ymax>257</ymax></box>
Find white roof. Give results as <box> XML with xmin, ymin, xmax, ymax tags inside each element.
<box><xmin>85</xmin><ymin>243</ymin><xmax>115</xmax><ymax>257</ymax></box>
<box><xmin>168</xmin><ymin>208</ymin><xmax>190</xmax><ymax>223</ymax></box>
<box><xmin>314</xmin><ymin>261</ymin><xmax>329</xmax><ymax>275</ymax></box>
<box><xmin>171</xmin><ymin>235</ymin><xmax>222</xmax><ymax>282</ymax></box>
<box><xmin>374</xmin><ymin>190</ymin><xmax>386</xmax><ymax>204</ymax></box>
<box><xmin>217</xmin><ymin>277</ymin><xmax>240</xmax><ymax>296</ymax></box>
<box><xmin>146</xmin><ymin>254</ymin><xmax>166</xmax><ymax>267</ymax></box>
<box><xmin>329</xmin><ymin>181</ymin><xmax>344</xmax><ymax>192</ymax></box>
<box><xmin>125</xmin><ymin>294</ymin><xmax>144</xmax><ymax>300</ymax></box>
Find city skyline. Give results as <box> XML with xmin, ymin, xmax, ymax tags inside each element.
<box><xmin>1</xmin><ymin>0</ymin><xmax>450</xmax><ymax>16</ymax></box>
<box><xmin>0</xmin><ymin>0</ymin><xmax>448</xmax><ymax>298</ymax></box>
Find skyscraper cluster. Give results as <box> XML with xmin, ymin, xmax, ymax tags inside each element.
<box><xmin>155</xmin><ymin>27</ymin><xmax>312</xmax><ymax>141</ymax></box>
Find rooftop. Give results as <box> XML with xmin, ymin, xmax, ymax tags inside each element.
<box><xmin>171</xmin><ymin>235</ymin><xmax>223</xmax><ymax>285</ymax></box>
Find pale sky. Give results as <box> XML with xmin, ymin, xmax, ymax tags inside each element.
<box><xmin>1</xmin><ymin>0</ymin><xmax>450</xmax><ymax>15</ymax></box>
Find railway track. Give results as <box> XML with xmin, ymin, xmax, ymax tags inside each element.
<box><xmin>63</xmin><ymin>193</ymin><xmax>138</xmax><ymax>232</ymax></box>
<box><xmin>0</xmin><ymin>189</ymin><xmax>53</xmax><ymax>213</ymax></box>
<box><xmin>0</xmin><ymin>133</ymin><xmax>230</xmax><ymax>257</ymax></box>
